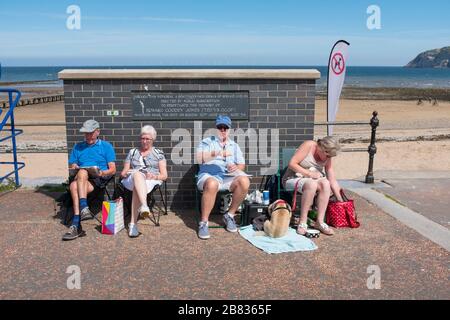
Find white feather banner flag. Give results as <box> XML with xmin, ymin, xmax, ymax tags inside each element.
<box><xmin>327</xmin><ymin>40</ymin><xmax>350</xmax><ymax>136</ymax></box>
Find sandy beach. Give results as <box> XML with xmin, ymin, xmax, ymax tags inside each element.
<box><xmin>1</xmin><ymin>87</ymin><xmax>450</xmax><ymax>181</ymax></box>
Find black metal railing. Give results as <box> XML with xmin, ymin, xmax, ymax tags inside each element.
<box><xmin>314</xmin><ymin>111</ymin><xmax>379</xmax><ymax>183</ymax></box>
<box><xmin>1</xmin><ymin>112</ymin><xmax>380</xmax><ymax>184</ymax></box>
<box><xmin>1</xmin><ymin>122</ymin><xmax>68</xmax><ymax>153</ymax></box>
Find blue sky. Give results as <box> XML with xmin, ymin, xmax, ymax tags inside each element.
<box><xmin>0</xmin><ymin>0</ymin><xmax>449</xmax><ymax>66</ymax></box>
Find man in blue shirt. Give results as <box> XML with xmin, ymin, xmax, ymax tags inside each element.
<box><xmin>196</xmin><ymin>115</ymin><xmax>250</xmax><ymax>240</ymax></box>
<box><xmin>62</xmin><ymin>119</ymin><xmax>116</xmax><ymax>241</ymax></box>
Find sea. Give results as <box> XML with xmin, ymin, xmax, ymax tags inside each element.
<box><xmin>0</xmin><ymin>66</ymin><xmax>449</xmax><ymax>89</ymax></box>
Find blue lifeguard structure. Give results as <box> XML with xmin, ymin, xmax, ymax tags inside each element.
<box><xmin>0</xmin><ymin>88</ymin><xmax>25</xmax><ymax>187</ymax></box>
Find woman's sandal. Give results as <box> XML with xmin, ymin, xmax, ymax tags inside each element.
<box><xmin>296</xmin><ymin>222</ymin><xmax>308</xmax><ymax>235</ymax></box>
<box><xmin>314</xmin><ymin>221</ymin><xmax>335</xmax><ymax>236</ymax></box>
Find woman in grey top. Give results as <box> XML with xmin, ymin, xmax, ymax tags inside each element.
<box><xmin>282</xmin><ymin>136</ymin><xmax>343</xmax><ymax>236</ymax></box>
<box><xmin>120</xmin><ymin>125</ymin><xmax>167</xmax><ymax>237</ymax></box>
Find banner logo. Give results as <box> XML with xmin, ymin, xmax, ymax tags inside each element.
<box><xmin>331</xmin><ymin>53</ymin><xmax>345</xmax><ymax>75</ymax></box>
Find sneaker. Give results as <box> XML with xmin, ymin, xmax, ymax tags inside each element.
<box><xmin>296</xmin><ymin>222</ymin><xmax>308</xmax><ymax>236</ymax></box>
<box><xmin>62</xmin><ymin>225</ymin><xmax>86</xmax><ymax>241</ymax></box>
<box><xmin>198</xmin><ymin>221</ymin><xmax>210</xmax><ymax>240</ymax></box>
<box><xmin>128</xmin><ymin>223</ymin><xmax>139</xmax><ymax>238</ymax></box>
<box><xmin>223</xmin><ymin>213</ymin><xmax>238</xmax><ymax>233</ymax></box>
<box><xmin>138</xmin><ymin>205</ymin><xmax>151</xmax><ymax>219</ymax></box>
<box><xmin>80</xmin><ymin>207</ymin><xmax>94</xmax><ymax>221</ymax></box>
<box><xmin>314</xmin><ymin>221</ymin><xmax>335</xmax><ymax>236</ymax></box>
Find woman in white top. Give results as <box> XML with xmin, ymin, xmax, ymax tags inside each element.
<box><xmin>120</xmin><ymin>125</ymin><xmax>168</xmax><ymax>237</ymax></box>
<box><xmin>282</xmin><ymin>136</ymin><xmax>343</xmax><ymax>236</ymax></box>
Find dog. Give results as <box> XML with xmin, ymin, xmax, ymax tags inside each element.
<box><xmin>263</xmin><ymin>199</ymin><xmax>292</xmax><ymax>238</ymax></box>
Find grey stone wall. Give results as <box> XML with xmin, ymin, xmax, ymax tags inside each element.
<box><xmin>63</xmin><ymin>78</ymin><xmax>316</xmax><ymax>211</ymax></box>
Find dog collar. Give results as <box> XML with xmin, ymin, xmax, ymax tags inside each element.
<box><xmin>270</xmin><ymin>200</ymin><xmax>292</xmax><ymax>214</ymax></box>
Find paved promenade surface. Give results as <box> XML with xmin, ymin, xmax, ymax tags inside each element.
<box><xmin>0</xmin><ymin>170</ymin><xmax>448</xmax><ymax>300</ymax></box>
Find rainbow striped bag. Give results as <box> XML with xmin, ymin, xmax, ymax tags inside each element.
<box><xmin>101</xmin><ymin>197</ymin><xmax>125</xmax><ymax>235</ymax></box>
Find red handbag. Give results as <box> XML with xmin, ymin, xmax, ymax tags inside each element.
<box><xmin>326</xmin><ymin>190</ymin><xmax>360</xmax><ymax>228</ymax></box>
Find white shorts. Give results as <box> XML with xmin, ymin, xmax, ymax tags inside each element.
<box><xmin>196</xmin><ymin>174</ymin><xmax>239</xmax><ymax>192</ymax></box>
<box><xmin>121</xmin><ymin>172</ymin><xmax>162</xmax><ymax>194</ymax></box>
<box><xmin>284</xmin><ymin>177</ymin><xmax>327</xmax><ymax>193</ymax></box>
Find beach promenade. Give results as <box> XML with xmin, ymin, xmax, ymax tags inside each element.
<box><xmin>1</xmin><ymin>90</ymin><xmax>449</xmax><ymax>299</ymax></box>
<box><xmin>0</xmin><ymin>170</ymin><xmax>448</xmax><ymax>300</ymax></box>
<box><xmin>1</xmin><ymin>0</ymin><xmax>449</xmax><ymax>303</ymax></box>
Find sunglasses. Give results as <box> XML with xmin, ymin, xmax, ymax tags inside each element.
<box><xmin>216</xmin><ymin>125</ymin><xmax>229</xmax><ymax>131</ymax></box>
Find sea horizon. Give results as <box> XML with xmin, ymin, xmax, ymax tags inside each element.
<box><xmin>0</xmin><ymin>65</ymin><xmax>449</xmax><ymax>89</ymax></box>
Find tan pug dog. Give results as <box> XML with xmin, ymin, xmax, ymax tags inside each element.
<box><xmin>263</xmin><ymin>200</ymin><xmax>292</xmax><ymax>238</ymax></box>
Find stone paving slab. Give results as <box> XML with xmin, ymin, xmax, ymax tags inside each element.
<box><xmin>375</xmin><ymin>178</ymin><xmax>450</xmax><ymax>229</ymax></box>
<box><xmin>0</xmin><ymin>189</ymin><xmax>60</xmax><ymax>222</ymax></box>
<box><xmin>0</xmin><ymin>190</ymin><xmax>448</xmax><ymax>299</ymax></box>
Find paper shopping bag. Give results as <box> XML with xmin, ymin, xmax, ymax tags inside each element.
<box><xmin>101</xmin><ymin>197</ymin><xmax>125</xmax><ymax>235</ymax></box>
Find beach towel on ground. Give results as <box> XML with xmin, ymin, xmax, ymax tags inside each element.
<box><xmin>238</xmin><ymin>225</ymin><xmax>318</xmax><ymax>254</ymax></box>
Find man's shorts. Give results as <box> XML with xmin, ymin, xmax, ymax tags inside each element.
<box><xmin>69</xmin><ymin>174</ymin><xmax>112</xmax><ymax>189</ymax></box>
<box><xmin>197</xmin><ymin>174</ymin><xmax>239</xmax><ymax>192</ymax></box>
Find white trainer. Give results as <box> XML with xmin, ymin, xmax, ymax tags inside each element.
<box><xmin>128</xmin><ymin>223</ymin><xmax>139</xmax><ymax>238</ymax></box>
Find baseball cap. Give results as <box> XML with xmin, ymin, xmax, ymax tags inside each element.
<box><xmin>79</xmin><ymin>119</ymin><xmax>100</xmax><ymax>133</ymax></box>
<box><xmin>215</xmin><ymin>115</ymin><xmax>232</xmax><ymax>128</ymax></box>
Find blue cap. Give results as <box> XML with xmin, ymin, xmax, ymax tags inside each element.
<box><xmin>215</xmin><ymin>115</ymin><xmax>232</xmax><ymax>128</ymax></box>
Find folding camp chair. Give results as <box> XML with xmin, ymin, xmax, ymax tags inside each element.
<box><xmin>278</xmin><ymin>148</ymin><xmax>298</xmax><ymax>203</ymax></box>
<box><xmin>114</xmin><ymin>179</ymin><xmax>168</xmax><ymax>227</ymax></box>
<box><xmin>58</xmin><ymin>174</ymin><xmax>116</xmax><ymax>225</ymax></box>
<box><xmin>253</xmin><ymin>148</ymin><xmax>298</xmax><ymax>218</ymax></box>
